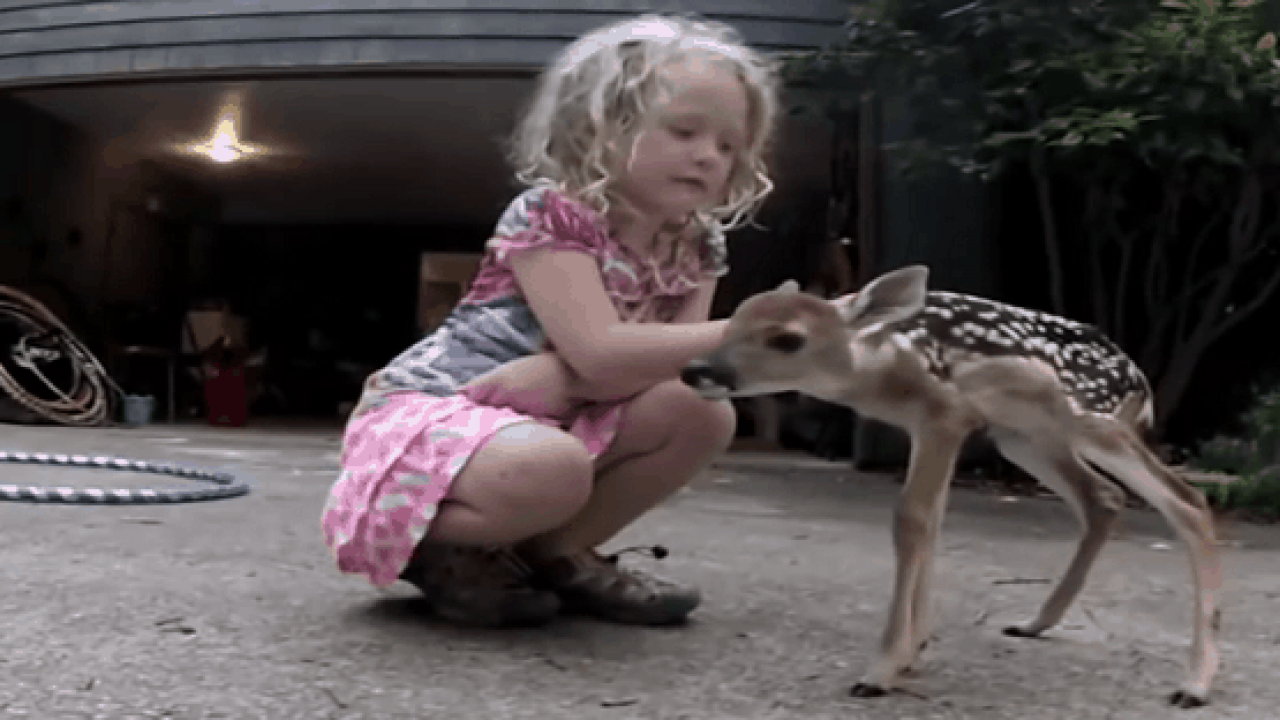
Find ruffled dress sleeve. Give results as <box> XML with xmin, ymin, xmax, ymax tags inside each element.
<box><xmin>486</xmin><ymin>186</ymin><xmax>614</xmax><ymax>266</ymax></box>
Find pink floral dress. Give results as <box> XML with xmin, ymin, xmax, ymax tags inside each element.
<box><xmin>320</xmin><ymin>186</ymin><xmax>729</xmax><ymax>588</ymax></box>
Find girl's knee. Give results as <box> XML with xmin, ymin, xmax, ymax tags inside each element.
<box><xmin>540</xmin><ymin>437</ymin><xmax>596</xmax><ymax>507</ymax></box>
<box><xmin>643</xmin><ymin>380</ymin><xmax>737</xmax><ymax>447</ymax></box>
<box><xmin>687</xmin><ymin>396</ymin><xmax>737</xmax><ymax>455</ymax></box>
<box><xmin>461</xmin><ymin>425</ymin><xmax>594</xmax><ymax>529</ymax></box>
<box><xmin>506</xmin><ymin>433</ymin><xmax>594</xmax><ymax>520</ymax></box>
<box><xmin>702</xmin><ymin>397</ymin><xmax>738</xmax><ymax>447</ymax></box>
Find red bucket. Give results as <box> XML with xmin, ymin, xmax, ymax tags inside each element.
<box><xmin>204</xmin><ymin>363</ymin><xmax>248</xmax><ymax>427</ymax></box>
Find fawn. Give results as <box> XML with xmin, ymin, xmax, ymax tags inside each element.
<box><xmin>681</xmin><ymin>265</ymin><xmax>1221</xmax><ymax>708</ymax></box>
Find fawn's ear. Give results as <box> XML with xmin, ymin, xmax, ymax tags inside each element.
<box><xmin>775</xmin><ymin>279</ymin><xmax>801</xmax><ymax>294</ymax></box>
<box><xmin>836</xmin><ymin>265</ymin><xmax>929</xmax><ymax>335</ymax></box>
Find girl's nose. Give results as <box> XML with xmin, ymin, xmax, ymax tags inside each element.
<box><xmin>693</xmin><ymin>139</ymin><xmax>720</xmax><ymax>165</ymax></box>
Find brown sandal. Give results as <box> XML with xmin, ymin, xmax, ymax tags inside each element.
<box><xmin>401</xmin><ymin>544</ymin><xmax>561</xmax><ymax>627</ymax></box>
<box><xmin>524</xmin><ymin>545</ymin><xmax>701</xmax><ymax>626</ymax></box>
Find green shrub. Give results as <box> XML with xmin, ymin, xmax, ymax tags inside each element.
<box><xmin>1200</xmin><ymin>466</ymin><xmax>1280</xmax><ymax>519</ymax></box>
<box><xmin>1191</xmin><ymin>436</ymin><xmax>1256</xmax><ymax>476</ymax></box>
<box><xmin>1189</xmin><ymin>383</ymin><xmax>1280</xmax><ymax>518</ymax></box>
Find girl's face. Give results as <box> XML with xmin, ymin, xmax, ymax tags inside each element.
<box><xmin>610</xmin><ymin>55</ymin><xmax>750</xmax><ymax>228</ymax></box>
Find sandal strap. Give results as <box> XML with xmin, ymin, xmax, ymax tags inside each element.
<box><xmin>527</xmin><ymin>544</ymin><xmax>701</xmax><ymax>624</ymax></box>
<box><xmin>561</xmin><ymin>545</ymin><xmax>682</xmax><ymax>597</ymax></box>
<box><xmin>603</xmin><ymin>544</ymin><xmax>669</xmax><ymax>564</ymax></box>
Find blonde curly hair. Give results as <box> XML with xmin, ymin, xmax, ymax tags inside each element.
<box><xmin>507</xmin><ymin>14</ymin><xmax>780</xmax><ymax>234</ymax></box>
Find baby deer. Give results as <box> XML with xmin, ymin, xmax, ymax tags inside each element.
<box><xmin>682</xmin><ymin>265</ymin><xmax>1222</xmax><ymax>708</ymax></box>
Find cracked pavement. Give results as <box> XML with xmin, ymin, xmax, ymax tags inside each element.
<box><xmin>2</xmin><ymin>423</ymin><xmax>1278</xmax><ymax>719</ymax></box>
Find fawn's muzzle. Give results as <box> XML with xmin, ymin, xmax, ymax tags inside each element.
<box><xmin>680</xmin><ymin>361</ymin><xmax>738</xmax><ymax>394</ymax></box>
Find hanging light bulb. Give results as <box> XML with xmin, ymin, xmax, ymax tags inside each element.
<box><xmin>179</xmin><ymin>91</ymin><xmax>265</xmax><ymax>163</ymax></box>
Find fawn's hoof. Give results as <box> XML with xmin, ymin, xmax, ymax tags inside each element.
<box><xmin>1002</xmin><ymin>625</ymin><xmax>1040</xmax><ymax>639</ymax></box>
<box><xmin>849</xmin><ymin>683</ymin><xmax>889</xmax><ymax>698</ymax></box>
<box><xmin>1169</xmin><ymin>690</ymin><xmax>1208</xmax><ymax>709</ymax></box>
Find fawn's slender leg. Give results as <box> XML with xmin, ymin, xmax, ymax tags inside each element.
<box><xmin>1074</xmin><ymin>423</ymin><xmax>1222</xmax><ymax>708</ymax></box>
<box><xmin>995</xmin><ymin>435</ymin><xmax>1124</xmax><ymax>637</ymax></box>
<box><xmin>852</xmin><ymin>429</ymin><xmax>968</xmax><ymax>697</ymax></box>
<box><xmin>906</xmin><ymin>481</ymin><xmax>950</xmax><ymax>667</ymax></box>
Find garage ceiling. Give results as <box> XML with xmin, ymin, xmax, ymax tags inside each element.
<box><xmin>10</xmin><ymin>75</ymin><xmax>831</xmax><ymax>226</ymax></box>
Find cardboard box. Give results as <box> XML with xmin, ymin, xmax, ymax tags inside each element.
<box><xmin>418</xmin><ymin>252</ymin><xmax>482</xmax><ymax>335</ymax></box>
<box><xmin>183</xmin><ymin>309</ymin><xmax>247</xmax><ymax>354</ymax></box>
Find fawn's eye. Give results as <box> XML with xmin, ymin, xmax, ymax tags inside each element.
<box><xmin>766</xmin><ymin>332</ymin><xmax>806</xmax><ymax>354</ymax></box>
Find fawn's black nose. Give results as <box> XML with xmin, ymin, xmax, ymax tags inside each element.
<box><xmin>679</xmin><ymin>365</ymin><xmax>705</xmax><ymax>388</ymax></box>
<box><xmin>680</xmin><ymin>362</ymin><xmax>737</xmax><ymax>392</ymax></box>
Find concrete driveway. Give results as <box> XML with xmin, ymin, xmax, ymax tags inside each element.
<box><xmin>1</xmin><ymin>423</ymin><xmax>1277</xmax><ymax>719</ymax></box>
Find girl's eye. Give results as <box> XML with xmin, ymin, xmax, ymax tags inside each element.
<box><xmin>671</xmin><ymin>126</ymin><xmax>695</xmax><ymax>139</ymax></box>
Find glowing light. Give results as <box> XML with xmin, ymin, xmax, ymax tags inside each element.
<box><xmin>180</xmin><ymin>94</ymin><xmax>266</xmax><ymax>163</ymax></box>
<box><xmin>209</xmin><ymin>144</ymin><xmax>238</xmax><ymax>163</ymax></box>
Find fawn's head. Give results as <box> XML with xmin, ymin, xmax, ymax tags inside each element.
<box><xmin>682</xmin><ymin>265</ymin><xmax>930</xmax><ymax>400</ymax></box>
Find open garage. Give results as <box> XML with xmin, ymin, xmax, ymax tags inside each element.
<box><xmin>0</xmin><ymin>4</ymin><xmax>847</xmax><ymax>430</ymax></box>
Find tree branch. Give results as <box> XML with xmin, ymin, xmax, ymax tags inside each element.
<box><xmin>1140</xmin><ymin>204</ymin><xmax>1229</xmax><ymax>376</ymax></box>
<box><xmin>1208</xmin><ymin>261</ymin><xmax>1280</xmax><ymax>344</ymax></box>
<box><xmin>1183</xmin><ymin>174</ymin><xmax>1268</xmax><ymax>349</ymax></box>
<box><xmin>1184</xmin><ymin>226</ymin><xmax>1254</xmax><ymax>352</ymax></box>
<box><xmin>1154</xmin><ymin>204</ymin><xmax>1278</xmax><ymax>428</ymax></box>
<box><xmin>1173</xmin><ymin>262</ymin><xmax>1225</xmax><ymax>347</ymax></box>
<box><xmin>1138</xmin><ymin>315</ymin><xmax>1170</xmax><ymax>384</ymax></box>
<box><xmin>1170</xmin><ymin>202</ymin><xmax>1228</xmax><ymax>336</ymax></box>
<box><xmin>1030</xmin><ymin>148</ymin><xmax>1066</xmax><ymax>316</ymax></box>
<box><xmin>1178</xmin><ymin>262</ymin><xmax>1239</xmax><ymax>348</ymax></box>
<box><xmin>1107</xmin><ymin>183</ymin><xmax>1138</xmax><ymax>348</ymax></box>
<box><xmin>1143</xmin><ymin>223</ymin><xmax>1166</xmax><ymax>324</ymax></box>
<box><xmin>1183</xmin><ymin>203</ymin><xmax>1228</xmax><ymax>289</ymax></box>
<box><xmin>1172</xmin><ymin>188</ymin><xmax>1254</xmax><ymax>348</ymax></box>
<box><xmin>1085</xmin><ymin>182</ymin><xmax>1111</xmax><ymax>332</ymax></box>
<box><xmin>1144</xmin><ymin>180</ymin><xmax>1182</xmax><ymax>324</ymax></box>
<box><xmin>1113</xmin><ymin>229</ymin><xmax>1137</xmax><ymax>348</ymax></box>
<box><xmin>1206</xmin><ymin>219</ymin><xmax>1280</xmax><ymax>343</ymax></box>
<box><xmin>1158</xmin><ymin>232</ymin><xmax>1276</xmax><ymax>356</ymax></box>
<box><xmin>1228</xmin><ymin>172</ymin><xmax>1262</xmax><ymax>256</ymax></box>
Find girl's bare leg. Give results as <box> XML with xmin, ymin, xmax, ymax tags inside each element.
<box><xmin>401</xmin><ymin>352</ymin><xmax>593</xmax><ymax>627</ymax></box>
<box><xmin>401</xmin><ymin>421</ymin><xmax>595</xmax><ymax>628</ymax></box>
<box><xmin>425</xmin><ymin>423</ymin><xmax>595</xmax><ymax>545</ymax></box>
<box><xmin>531</xmin><ymin>379</ymin><xmax>736</xmax><ymax>552</ymax></box>
<box><xmin>516</xmin><ymin>379</ymin><xmax>737</xmax><ymax>625</ymax></box>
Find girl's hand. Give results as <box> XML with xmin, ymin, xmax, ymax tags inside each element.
<box><xmin>459</xmin><ymin>352</ymin><xmax>581</xmax><ymax>419</ymax></box>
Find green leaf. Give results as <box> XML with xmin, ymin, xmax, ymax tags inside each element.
<box><xmin>985</xmin><ymin>129</ymin><xmax>1043</xmax><ymax>146</ymax></box>
<box><xmin>1057</xmin><ymin>131</ymin><xmax>1085</xmax><ymax>146</ymax></box>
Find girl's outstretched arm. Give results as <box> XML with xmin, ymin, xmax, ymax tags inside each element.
<box><xmin>510</xmin><ymin>249</ymin><xmax>729</xmax><ymax>393</ymax></box>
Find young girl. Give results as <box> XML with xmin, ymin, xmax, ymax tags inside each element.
<box><xmin>321</xmin><ymin>13</ymin><xmax>780</xmax><ymax>628</ymax></box>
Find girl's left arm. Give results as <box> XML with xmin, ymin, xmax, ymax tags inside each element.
<box><xmin>458</xmin><ymin>352</ymin><xmax>580</xmax><ymax>419</ymax></box>
<box><xmin>563</xmin><ymin>279</ymin><xmax>721</xmax><ymax>402</ymax></box>
<box><xmin>463</xmin><ymin>279</ymin><xmax>725</xmax><ymax>411</ymax></box>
